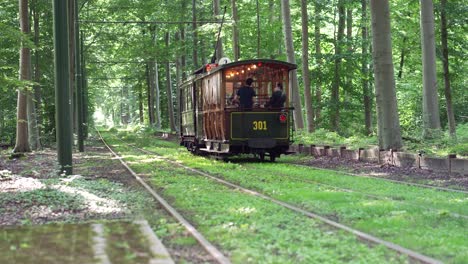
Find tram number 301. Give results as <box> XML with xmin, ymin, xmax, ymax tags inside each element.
<box><xmin>253</xmin><ymin>121</ymin><xmax>268</xmax><ymax>131</ymax></box>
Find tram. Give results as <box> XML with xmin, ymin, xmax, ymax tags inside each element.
<box><xmin>178</xmin><ymin>59</ymin><xmax>296</xmax><ymax>161</ymax></box>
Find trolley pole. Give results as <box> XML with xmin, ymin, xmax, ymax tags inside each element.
<box><xmin>53</xmin><ymin>0</ymin><xmax>73</xmax><ymax>175</ymax></box>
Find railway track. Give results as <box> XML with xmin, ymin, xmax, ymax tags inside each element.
<box><xmin>101</xmin><ymin>132</ymin><xmax>444</xmax><ymax>264</ymax></box>
<box><xmin>241</xmin><ymin>164</ymin><xmax>468</xmax><ymax>219</ymax></box>
<box><xmin>96</xmin><ymin>129</ymin><xmax>231</xmax><ymax>264</ymax></box>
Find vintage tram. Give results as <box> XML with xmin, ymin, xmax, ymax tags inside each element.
<box><xmin>178</xmin><ymin>59</ymin><xmax>296</xmax><ymax>161</ymax></box>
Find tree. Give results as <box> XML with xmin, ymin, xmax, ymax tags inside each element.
<box><xmin>280</xmin><ymin>0</ymin><xmax>304</xmax><ymax>130</ymax></box>
<box><xmin>420</xmin><ymin>0</ymin><xmax>441</xmax><ymax>138</ymax></box>
<box><xmin>213</xmin><ymin>0</ymin><xmax>223</xmax><ymax>60</ymax></box>
<box><xmin>440</xmin><ymin>0</ymin><xmax>456</xmax><ymax>138</ymax></box>
<box><xmin>165</xmin><ymin>32</ymin><xmax>176</xmax><ymax>132</ymax></box>
<box><xmin>330</xmin><ymin>0</ymin><xmax>345</xmax><ymax>132</ymax></box>
<box><xmin>231</xmin><ymin>0</ymin><xmax>240</xmax><ymax>61</ymax></box>
<box><xmin>361</xmin><ymin>0</ymin><xmax>372</xmax><ymax>135</ymax></box>
<box><xmin>14</xmin><ymin>0</ymin><xmax>32</xmax><ymax>153</ymax></box>
<box><xmin>192</xmin><ymin>0</ymin><xmax>199</xmax><ymax>68</ymax></box>
<box><xmin>301</xmin><ymin>0</ymin><xmax>314</xmax><ymax>132</ymax></box>
<box><xmin>313</xmin><ymin>1</ymin><xmax>322</xmax><ymax>126</ymax></box>
<box><xmin>370</xmin><ymin>0</ymin><xmax>402</xmax><ymax>150</ymax></box>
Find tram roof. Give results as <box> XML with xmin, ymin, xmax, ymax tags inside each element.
<box><xmin>193</xmin><ymin>59</ymin><xmax>297</xmax><ymax>76</ymax></box>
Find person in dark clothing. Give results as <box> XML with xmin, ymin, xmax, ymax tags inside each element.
<box><xmin>266</xmin><ymin>83</ymin><xmax>286</xmax><ymax>108</ymax></box>
<box><xmin>234</xmin><ymin>78</ymin><xmax>256</xmax><ymax>109</ymax></box>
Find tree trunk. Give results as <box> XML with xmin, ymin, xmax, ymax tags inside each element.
<box><xmin>361</xmin><ymin>0</ymin><xmax>372</xmax><ymax>135</ymax></box>
<box><xmin>180</xmin><ymin>27</ymin><xmax>187</xmax><ymax>80</ymax></box>
<box><xmin>256</xmin><ymin>0</ymin><xmax>261</xmax><ymax>58</ymax></box>
<box><xmin>139</xmin><ymin>84</ymin><xmax>144</xmax><ymax>123</ymax></box>
<box><xmin>213</xmin><ymin>0</ymin><xmax>223</xmax><ymax>60</ymax></box>
<box><xmin>192</xmin><ymin>0</ymin><xmax>199</xmax><ymax>68</ymax></box>
<box><xmin>146</xmin><ymin>63</ymin><xmax>155</xmax><ymax>125</ymax></box>
<box><xmin>314</xmin><ymin>1</ymin><xmax>322</xmax><ymax>126</ymax></box>
<box><xmin>281</xmin><ymin>0</ymin><xmax>304</xmax><ymax>130</ymax></box>
<box><xmin>175</xmin><ymin>32</ymin><xmax>182</xmax><ymax>132</ymax></box>
<box><xmin>301</xmin><ymin>0</ymin><xmax>314</xmax><ymax>133</ymax></box>
<box><xmin>370</xmin><ymin>0</ymin><xmax>402</xmax><ymax>150</ymax></box>
<box><xmin>165</xmin><ymin>32</ymin><xmax>176</xmax><ymax>132</ymax></box>
<box><xmin>420</xmin><ymin>0</ymin><xmax>441</xmax><ymax>138</ymax></box>
<box><xmin>397</xmin><ymin>36</ymin><xmax>407</xmax><ymax>79</ymax></box>
<box><xmin>440</xmin><ymin>0</ymin><xmax>456</xmax><ymax>138</ymax></box>
<box><xmin>268</xmin><ymin>0</ymin><xmax>277</xmax><ymax>59</ymax></box>
<box><xmin>232</xmin><ymin>0</ymin><xmax>240</xmax><ymax>61</ymax></box>
<box><xmin>30</xmin><ymin>0</ymin><xmax>41</xmax><ymax>150</ymax></box>
<box><xmin>154</xmin><ymin>62</ymin><xmax>161</xmax><ymax>129</ymax></box>
<box><xmin>331</xmin><ymin>0</ymin><xmax>345</xmax><ymax>132</ymax></box>
<box><xmin>345</xmin><ymin>7</ymin><xmax>353</xmax><ymax>104</ymax></box>
<box><xmin>14</xmin><ymin>0</ymin><xmax>32</xmax><ymax>153</ymax></box>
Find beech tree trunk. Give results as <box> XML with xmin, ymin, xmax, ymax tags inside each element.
<box><xmin>213</xmin><ymin>0</ymin><xmax>223</xmax><ymax>60</ymax></box>
<box><xmin>192</xmin><ymin>0</ymin><xmax>199</xmax><ymax>68</ymax></box>
<box><xmin>14</xmin><ymin>0</ymin><xmax>31</xmax><ymax>153</ymax></box>
<box><xmin>165</xmin><ymin>32</ymin><xmax>176</xmax><ymax>132</ymax></box>
<box><xmin>314</xmin><ymin>1</ymin><xmax>322</xmax><ymax>126</ymax></box>
<box><xmin>420</xmin><ymin>0</ymin><xmax>441</xmax><ymax>138</ymax></box>
<box><xmin>345</xmin><ymin>7</ymin><xmax>353</xmax><ymax>104</ymax></box>
<box><xmin>397</xmin><ymin>36</ymin><xmax>407</xmax><ymax>79</ymax></box>
<box><xmin>440</xmin><ymin>0</ymin><xmax>456</xmax><ymax>138</ymax></box>
<box><xmin>281</xmin><ymin>0</ymin><xmax>304</xmax><ymax>130</ymax></box>
<box><xmin>146</xmin><ymin>62</ymin><xmax>155</xmax><ymax>125</ymax></box>
<box><xmin>370</xmin><ymin>0</ymin><xmax>402</xmax><ymax>150</ymax></box>
<box><xmin>231</xmin><ymin>0</ymin><xmax>240</xmax><ymax>61</ymax></box>
<box><xmin>301</xmin><ymin>0</ymin><xmax>314</xmax><ymax>132</ymax></box>
<box><xmin>331</xmin><ymin>0</ymin><xmax>345</xmax><ymax>132</ymax></box>
<box><xmin>154</xmin><ymin>62</ymin><xmax>161</xmax><ymax>129</ymax></box>
<box><xmin>361</xmin><ymin>0</ymin><xmax>372</xmax><ymax>135</ymax></box>
<box><xmin>29</xmin><ymin>0</ymin><xmax>41</xmax><ymax>150</ymax></box>
<box><xmin>139</xmin><ymin>84</ymin><xmax>144</xmax><ymax>123</ymax></box>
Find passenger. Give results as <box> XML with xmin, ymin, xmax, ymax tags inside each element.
<box><xmin>266</xmin><ymin>83</ymin><xmax>286</xmax><ymax>108</ymax></box>
<box><xmin>234</xmin><ymin>78</ymin><xmax>256</xmax><ymax>109</ymax></box>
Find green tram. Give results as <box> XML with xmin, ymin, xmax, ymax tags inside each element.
<box><xmin>178</xmin><ymin>59</ymin><xmax>297</xmax><ymax>161</ymax></box>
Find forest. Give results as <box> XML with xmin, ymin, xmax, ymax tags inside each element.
<box><xmin>1</xmin><ymin>0</ymin><xmax>467</xmax><ymax>156</ymax></box>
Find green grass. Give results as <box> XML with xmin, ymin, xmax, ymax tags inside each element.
<box><xmin>100</xmin><ymin>130</ymin><xmax>409</xmax><ymax>263</ymax></box>
<box><xmin>99</xmin><ymin>128</ymin><xmax>468</xmax><ymax>263</ymax></box>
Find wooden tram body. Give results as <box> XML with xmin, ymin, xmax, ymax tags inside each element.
<box><xmin>179</xmin><ymin>59</ymin><xmax>296</xmax><ymax>161</ymax></box>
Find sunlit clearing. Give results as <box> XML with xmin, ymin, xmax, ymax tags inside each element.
<box><xmin>0</xmin><ymin>175</ymin><xmax>45</xmax><ymax>193</ymax></box>
<box><xmin>53</xmin><ymin>185</ymin><xmax>123</xmax><ymax>214</ymax></box>
<box><xmin>93</xmin><ymin>108</ymin><xmax>113</xmax><ymax>126</ymax></box>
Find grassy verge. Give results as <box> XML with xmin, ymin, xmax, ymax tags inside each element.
<box><xmin>101</xmin><ymin>130</ymin><xmax>408</xmax><ymax>263</ymax></box>
<box><xmin>101</xmin><ymin>128</ymin><xmax>467</xmax><ymax>263</ymax></box>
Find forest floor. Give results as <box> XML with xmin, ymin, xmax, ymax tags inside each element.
<box><xmin>0</xmin><ymin>138</ymin><xmax>216</xmax><ymax>263</ymax></box>
<box><xmin>296</xmin><ymin>156</ymin><xmax>468</xmax><ymax>190</ymax></box>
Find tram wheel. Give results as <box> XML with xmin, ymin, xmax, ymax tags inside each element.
<box><xmin>259</xmin><ymin>153</ymin><xmax>265</xmax><ymax>161</ymax></box>
<box><xmin>269</xmin><ymin>153</ymin><xmax>276</xmax><ymax>162</ymax></box>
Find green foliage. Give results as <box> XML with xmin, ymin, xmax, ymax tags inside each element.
<box><xmin>101</xmin><ymin>129</ymin><xmax>468</xmax><ymax>262</ymax></box>
<box><xmin>0</xmin><ymin>188</ymin><xmax>84</xmax><ymax>212</ymax></box>
<box><xmin>296</xmin><ymin>128</ymin><xmax>378</xmax><ymax>149</ymax></box>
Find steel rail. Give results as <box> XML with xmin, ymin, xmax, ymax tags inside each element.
<box><xmin>291</xmin><ymin>163</ymin><xmax>468</xmax><ymax>194</ymax></box>
<box><xmin>129</xmin><ymin>145</ymin><xmax>443</xmax><ymax>264</ymax></box>
<box><xmin>96</xmin><ymin>129</ymin><xmax>231</xmax><ymax>264</ymax></box>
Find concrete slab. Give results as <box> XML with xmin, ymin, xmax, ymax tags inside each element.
<box><xmin>393</xmin><ymin>152</ymin><xmax>419</xmax><ymax>168</ymax></box>
<box><xmin>342</xmin><ymin>149</ymin><xmax>359</xmax><ymax>160</ymax></box>
<box><xmin>451</xmin><ymin>159</ymin><xmax>468</xmax><ymax>175</ymax></box>
<box><xmin>420</xmin><ymin>157</ymin><xmax>449</xmax><ymax>172</ymax></box>
<box><xmin>359</xmin><ymin>148</ymin><xmax>379</xmax><ymax>163</ymax></box>
<box><xmin>0</xmin><ymin>220</ymin><xmax>174</xmax><ymax>264</ymax></box>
